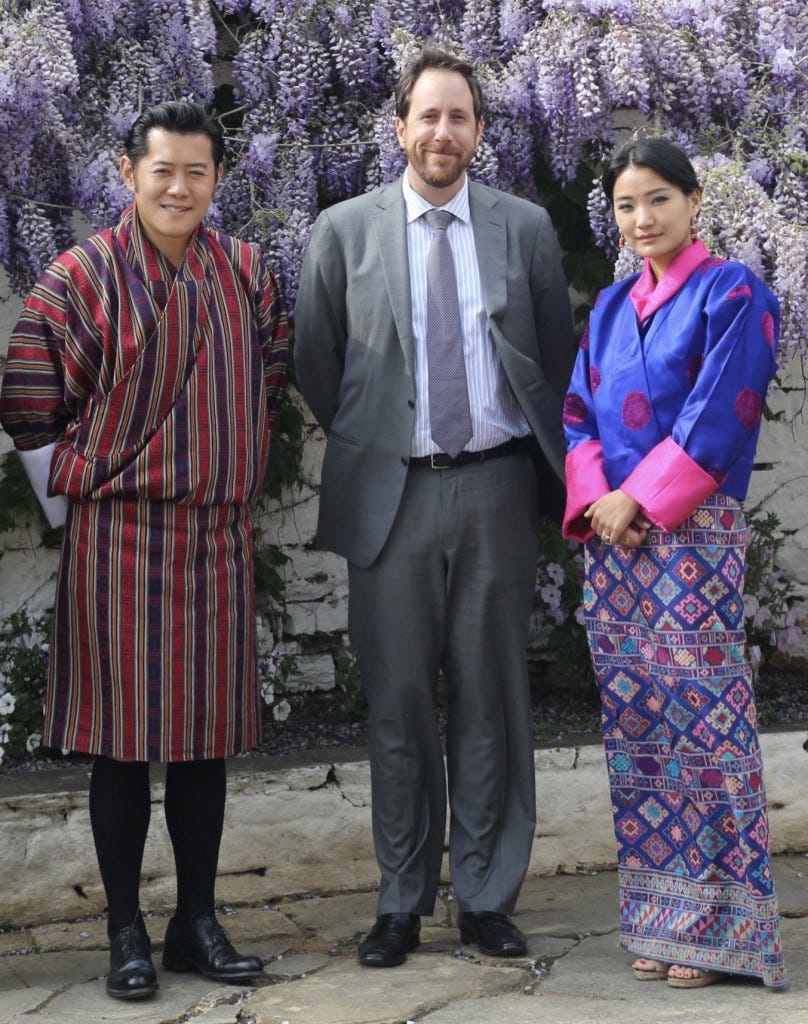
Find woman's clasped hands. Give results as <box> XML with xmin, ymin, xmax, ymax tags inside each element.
<box><xmin>584</xmin><ymin>489</ymin><xmax>652</xmax><ymax>548</ymax></box>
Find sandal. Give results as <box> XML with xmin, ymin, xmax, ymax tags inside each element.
<box><xmin>667</xmin><ymin>965</ymin><xmax>722</xmax><ymax>988</ymax></box>
<box><xmin>632</xmin><ymin>958</ymin><xmax>670</xmax><ymax>981</ymax></box>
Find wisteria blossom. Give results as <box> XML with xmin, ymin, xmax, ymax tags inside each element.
<box><xmin>0</xmin><ymin>2</ymin><xmax>804</xmax><ymax>760</ymax></box>
<box><xmin>0</xmin><ymin>1</ymin><xmax>804</xmax><ymax>358</ymax></box>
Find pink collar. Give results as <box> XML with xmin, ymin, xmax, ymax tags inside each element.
<box><xmin>629</xmin><ymin>239</ymin><xmax>711</xmax><ymax>321</ymax></box>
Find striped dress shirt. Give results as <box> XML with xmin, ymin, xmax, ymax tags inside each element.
<box><xmin>402</xmin><ymin>172</ymin><xmax>530</xmax><ymax>457</ymax></box>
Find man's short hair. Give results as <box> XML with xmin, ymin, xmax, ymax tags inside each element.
<box><xmin>395</xmin><ymin>46</ymin><xmax>484</xmax><ymax>123</ymax></box>
<box><xmin>124</xmin><ymin>101</ymin><xmax>224</xmax><ymax>168</ymax></box>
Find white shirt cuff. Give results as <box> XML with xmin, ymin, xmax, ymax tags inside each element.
<box><xmin>17</xmin><ymin>444</ymin><xmax>69</xmax><ymax>528</ymax></box>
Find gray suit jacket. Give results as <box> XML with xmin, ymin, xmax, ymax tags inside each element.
<box><xmin>294</xmin><ymin>177</ymin><xmax>576</xmax><ymax>568</ymax></box>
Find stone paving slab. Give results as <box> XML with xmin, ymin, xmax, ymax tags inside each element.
<box><xmin>216</xmin><ymin>905</ymin><xmax>301</xmax><ymax>944</ymax></box>
<box><xmin>419</xmin><ymin>989</ymin><xmax>803</xmax><ymax>1024</ymax></box>
<box><xmin>2</xmin><ymin>948</ymin><xmax>107</xmax><ymax>989</ymax></box>
<box><xmin>422</xmin><ymin>924</ymin><xmax>808</xmax><ymax>1024</ymax></box>
<box><xmin>245</xmin><ymin>956</ymin><xmax>523</xmax><ymax>1024</ymax></box>
<box><xmin>264</xmin><ymin>951</ymin><xmax>330</xmax><ymax>981</ymax></box>
<box><xmin>0</xmin><ymin>932</ymin><xmax>36</xmax><ymax>956</ymax></box>
<box><xmin>1</xmin><ymin>855</ymin><xmax>805</xmax><ymax>1024</ymax></box>
<box><xmin>517</xmin><ymin>868</ymin><xmax>620</xmax><ymax>937</ymax></box>
<box><xmin>0</xmin><ymin>986</ymin><xmax>52</xmax><ymax>1020</ymax></box>
<box><xmin>29</xmin><ymin>917</ymin><xmax>108</xmax><ymax>952</ymax></box>
<box><xmin>4</xmin><ymin>976</ymin><xmax>250</xmax><ymax>1024</ymax></box>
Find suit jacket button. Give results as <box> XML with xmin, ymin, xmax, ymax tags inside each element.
<box><xmin>408</xmin><ymin>399</ymin><xmax>415</xmax><ymax>408</ymax></box>
<box><xmin>401</xmin><ymin>456</ymin><xmax>409</xmax><ymax>466</ymax></box>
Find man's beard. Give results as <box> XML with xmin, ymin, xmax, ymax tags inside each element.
<box><xmin>412</xmin><ymin>149</ymin><xmax>472</xmax><ymax>190</ymax></box>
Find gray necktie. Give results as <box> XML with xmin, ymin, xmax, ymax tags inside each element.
<box><xmin>425</xmin><ymin>208</ymin><xmax>473</xmax><ymax>458</ymax></box>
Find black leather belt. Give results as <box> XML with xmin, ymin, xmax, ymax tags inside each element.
<box><xmin>408</xmin><ymin>437</ymin><xmax>525</xmax><ymax>469</ymax></box>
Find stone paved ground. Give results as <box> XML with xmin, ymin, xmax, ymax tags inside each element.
<box><xmin>1</xmin><ymin>855</ymin><xmax>805</xmax><ymax>1024</ymax></box>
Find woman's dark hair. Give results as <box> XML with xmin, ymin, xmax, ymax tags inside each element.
<box><xmin>395</xmin><ymin>45</ymin><xmax>484</xmax><ymax>122</ymax></box>
<box><xmin>124</xmin><ymin>101</ymin><xmax>224</xmax><ymax>168</ymax></box>
<box><xmin>602</xmin><ymin>137</ymin><xmax>700</xmax><ymax>202</ymax></box>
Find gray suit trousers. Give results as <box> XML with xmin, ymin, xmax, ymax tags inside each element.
<box><xmin>348</xmin><ymin>449</ymin><xmax>539</xmax><ymax>916</ymax></box>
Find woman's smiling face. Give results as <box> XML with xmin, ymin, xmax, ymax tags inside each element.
<box><xmin>612</xmin><ymin>163</ymin><xmax>701</xmax><ymax>278</ymax></box>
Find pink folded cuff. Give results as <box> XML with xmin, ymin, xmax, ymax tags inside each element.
<box><xmin>562</xmin><ymin>440</ymin><xmax>611</xmax><ymax>540</ymax></box>
<box><xmin>620</xmin><ymin>436</ymin><xmax>718</xmax><ymax>530</ymax></box>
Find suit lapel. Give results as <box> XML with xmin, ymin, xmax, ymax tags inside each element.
<box><xmin>469</xmin><ymin>182</ymin><xmax>507</xmax><ymax>319</ymax></box>
<box><xmin>373</xmin><ymin>182</ymin><xmax>415</xmax><ymax>373</ymax></box>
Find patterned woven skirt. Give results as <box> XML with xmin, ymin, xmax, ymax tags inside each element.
<box><xmin>44</xmin><ymin>497</ymin><xmax>260</xmax><ymax>762</ymax></box>
<box><xmin>583</xmin><ymin>495</ymin><xmax>786</xmax><ymax>988</ymax></box>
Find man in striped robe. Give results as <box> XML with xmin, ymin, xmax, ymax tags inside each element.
<box><xmin>0</xmin><ymin>102</ymin><xmax>287</xmax><ymax>1000</ymax></box>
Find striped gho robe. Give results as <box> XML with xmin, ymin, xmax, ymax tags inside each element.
<box><xmin>0</xmin><ymin>206</ymin><xmax>288</xmax><ymax>761</ymax></box>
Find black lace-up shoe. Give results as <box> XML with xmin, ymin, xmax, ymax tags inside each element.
<box><xmin>458</xmin><ymin>911</ymin><xmax>527</xmax><ymax>957</ymax></box>
<box><xmin>162</xmin><ymin>911</ymin><xmax>263</xmax><ymax>982</ymax></box>
<box><xmin>357</xmin><ymin>913</ymin><xmax>421</xmax><ymax>967</ymax></box>
<box><xmin>106</xmin><ymin>917</ymin><xmax>158</xmax><ymax>999</ymax></box>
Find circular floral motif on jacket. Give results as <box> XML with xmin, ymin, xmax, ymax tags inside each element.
<box><xmin>589</xmin><ymin>365</ymin><xmax>602</xmax><ymax>393</ymax></box>
<box><xmin>563</xmin><ymin>392</ymin><xmax>588</xmax><ymax>425</ymax></box>
<box><xmin>761</xmin><ymin>311</ymin><xmax>775</xmax><ymax>348</ymax></box>
<box><xmin>622</xmin><ymin>390</ymin><xmax>652</xmax><ymax>430</ymax></box>
<box><xmin>687</xmin><ymin>354</ymin><xmax>703</xmax><ymax>387</ymax></box>
<box><xmin>735</xmin><ymin>389</ymin><xmax>762</xmax><ymax>428</ymax></box>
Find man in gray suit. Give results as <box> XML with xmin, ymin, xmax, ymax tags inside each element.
<box><xmin>295</xmin><ymin>46</ymin><xmax>575</xmax><ymax>968</ymax></box>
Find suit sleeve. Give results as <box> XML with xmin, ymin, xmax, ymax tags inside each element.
<box><xmin>293</xmin><ymin>211</ymin><xmax>348</xmax><ymax>434</ymax></box>
<box><xmin>530</xmin><ymin>209</ymin><xmax>577</xmax><ymax>401</ymax></box>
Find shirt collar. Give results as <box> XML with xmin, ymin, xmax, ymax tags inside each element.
<box><xmin>401</xmin><ymin>171</ymin><xmax>471</xmax><ymax>225</ymax></box>
<box><xmin>629</xmin><ymin>238</ymin><xmax>712</xmax><ymax>321</ymax></box>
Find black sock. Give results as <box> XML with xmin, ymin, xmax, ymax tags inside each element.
<box><xmin>89</xmin><ymin>756</ymin><xmax>151</xmax><ymax>938</ymax></box>
<box><xmin>164</xmin><ymin>758</ymin><xmax>226</xmax><ymax>923</ymax></box>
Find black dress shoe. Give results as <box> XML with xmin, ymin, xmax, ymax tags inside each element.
<box><xmin>357</xmin><ymin>913</ymin><xmax>421</xmax><ymax>967</ymax></box>
<box><xmin>162</xmin><ymin>911</ymin><xmax>264</xmax><ymax>982</ymax></box>
<box><xmin>106</xmin><ymin>918</ymin><xmax>159</xmax><ymax>1000</ymax></box>
<box><xmin>458</xmin><ymin>911</ymin><xmax>527</xmax><ymax>957</ymax></box>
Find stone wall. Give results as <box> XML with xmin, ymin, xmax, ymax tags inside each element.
<box><xmin>1</xmin><ymin>729</ymin><xmax>805</xmax><ymax>928</ymax></box>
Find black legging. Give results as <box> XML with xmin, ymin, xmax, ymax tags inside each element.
<box><xmin>89</xmin><ymin>755</ymin><xmax>226</xmax><ymax>937</ymax></box>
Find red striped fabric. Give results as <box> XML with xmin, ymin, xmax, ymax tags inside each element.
<box><xmin>0</xmin><ymin>207</ymin><xmax>288</xmax><ymax>761</ymax></box>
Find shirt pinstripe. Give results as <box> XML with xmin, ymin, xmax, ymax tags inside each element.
<box><xmin>402</xmin><ymin>172</ymin><xmax>530</xmax><ymax>457</ymax></box>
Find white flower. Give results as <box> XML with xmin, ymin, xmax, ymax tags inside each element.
<box><xmin>26</xmin><ymin>732</ymin><xmax>41</xmax><ymax>753</ymax></box>
<box><xmin>748</xmin><ymin>645</ymin><xmax>762</xmax><ymax>669</ymax></box>
<box><xmin>0</xmin><ymin>692</ymin><xmax>16</xmax><ymax>716</ymax></box>
<box><xmin>540</xmin><ymin>584</ymin><xmax>562</xmax><ymax>610</ymax></box>
<box><xmin>273</xmin><ymin>699</ymin><xmax>291</xmax><ymax>722</ymax></box>
<box><xmin>574</xmin><ymin>605</ymin><xmax>586</xmax><ymax>626</ymax></box>
<box><xmin>261</xmin><ymin>682</ymin><xmax>275</xmax><ymax>706</ymax></box>
<box><xmin>547</xmin><ymin>562</ymin><xmax>565</xmax><ymax>586</ymax></box>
